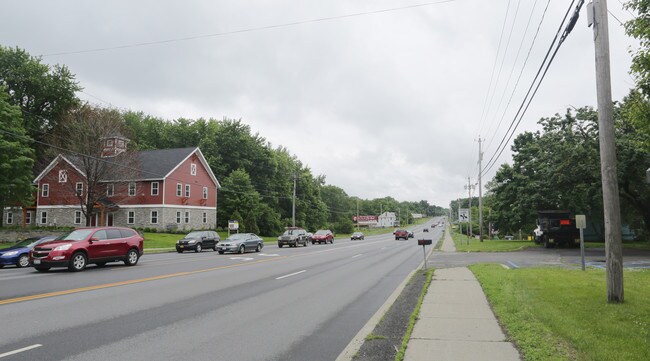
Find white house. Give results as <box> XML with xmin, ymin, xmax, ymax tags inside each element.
<box><xmin>378</xmin><ymin>212</ymin><xmax>397</xmax><ymax>227</ymax></box>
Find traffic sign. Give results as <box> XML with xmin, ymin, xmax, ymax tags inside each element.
<box><xmin>458</xmin><ymin>209</ymin><xmax>469</xmax><ymax>222</ymax></box>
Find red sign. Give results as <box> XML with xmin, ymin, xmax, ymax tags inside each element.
<box><xmin>353</xmin><ymin>215</ymin><xmax>378</xmax><ymax>223</ymax></box>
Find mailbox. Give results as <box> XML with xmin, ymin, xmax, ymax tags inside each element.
<box><xmin>418</xmin><ymin>239</ymin><xmax>432</xmax><ymax>246</ymax></box>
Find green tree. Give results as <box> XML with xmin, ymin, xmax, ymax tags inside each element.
<box><xmin>219</xmin><ymin>169</ymin><xmax>261</xmax><ymax>234</ymax></box>
<box><xmin>0</xmin><ymin>46</ymin><xmax>81</xmax><ymax>161</ymax></box>
<box><xmin>0</xmin><ymin>89</ymin><xmax>35</xmax><ymax>226</ymax></box>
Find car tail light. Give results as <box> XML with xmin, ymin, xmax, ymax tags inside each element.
<box><xmin>560</xmin><ymin>220</ymin><xmax>570</xmax><ymax>225</ymax></box>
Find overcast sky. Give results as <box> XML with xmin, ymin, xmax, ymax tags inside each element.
<box><xmin>1</xmin><ymin>0</ymin><xmax>639</xmax><ymax>209</ymax></box>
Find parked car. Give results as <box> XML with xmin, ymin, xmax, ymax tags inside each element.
<box><xmin>394</xmin><ymin>229</ymin><xmax>409</xmax><ymax>240</ymax></box>
<box><xmin>351</xmin><ymin>232</ymin><xmax>365</xmax><ymax>240</ymax></box>
<box><xmin>311</xmin><ymin>229</ymin><xmax>334</xmax><ymax>244</ymax></box>
<box><xmin>277</xmin><ymin>227</ymin><xmax>309</xmax><ymax>248</ymax></box>
<box><xmin>408</xmin><ymin>231</ymin><xmax>414</xmax><ymax>238</ymax></box>
<box><xmin>217</xmin><ymin>233</ymin><xmax>264</xmax><ymax>254</ymax></box>
<box><xmin>0</xmin><ymin>236</ymin><xmax>57</xmax><ymax>268</ymax></box>
<box><xmin>29</xmin><ymin>227</ymin><xmax>144</xmax><ymax>272</ymax></box>
<box><xmin>176</xmin><ymin>230</ymin><xmax>220</xmax><ymax>253</ymax></box>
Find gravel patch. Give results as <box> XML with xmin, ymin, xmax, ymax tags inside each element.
<box><xmin>353</xmin><ymin>269</ymin><xmax>430</xmax><ymax>361</ymax></box>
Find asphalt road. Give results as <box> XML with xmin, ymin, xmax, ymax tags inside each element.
<box><xmin>0</xmin><ymin>220</ymin><xmax>443</xmax><ymax>361</ymax></box>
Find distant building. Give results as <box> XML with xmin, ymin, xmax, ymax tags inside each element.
<box><xmin>378</xmin><ymin>212</ymin><xmax>397</xmax><ymax>227</ymax></box>
<box><xmin>411</xmin><ymin>213</ymin><xmax>424</xmax><ymax>219</ymax></box>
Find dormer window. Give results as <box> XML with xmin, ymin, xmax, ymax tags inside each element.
<box><xmin>106</xmin><ymin>139</ymin><xmax>114</xmax><ymax>147</ymax></box>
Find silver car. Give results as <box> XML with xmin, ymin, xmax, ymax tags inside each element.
<box><xmin>216</xmin><ymin>233</ymin><xmax>264</xmax><ymax>254</ymax></box>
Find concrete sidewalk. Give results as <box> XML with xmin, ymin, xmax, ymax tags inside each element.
<box><xmin>404</xmin><ymin>229</ymin><xmax>520</xmax><ymax>361</ymax></box>
<box><xmin>439</xmin><ymin>225</ymin><xmax>456</xmax><ymax>252</ymax></box>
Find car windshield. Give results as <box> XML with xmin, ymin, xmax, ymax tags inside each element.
<box><xmin>13</xmin><ymin>237</ymin><xmax>41</xmax><ymax>247</ymax></box>
<box><xmin>62</xmin><ymin>229</ymin><xmax>94</xmax><ymax>241</ymax></box>
<box><xmin>185</xmin><ymin>231</ymin><xmax>203</xmax><ymax>238</ymax></box>
<box><xmin>353</xmin><ymin>232</ymin><xmax>362</xmax><ymax>236</ymax></box>
<box><xmin>282</xmin><ymin>229</ymin><xmax>300</xmax><ymax>235</ymax></box>
<box><xmin>315</xmin><ymin>230</ymin><xmax>328</xmax><ymax>235</ymax></box>
<box><xmin>227</xmin><ymin>234</ymin><xmax>248</xmax><ymax>241</ymax></box>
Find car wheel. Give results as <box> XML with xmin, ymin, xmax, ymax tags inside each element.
<box><xmin>124</xmin><ymin>249</ymin><xmax>139</xmax><ymax>266</ymax></box>
<box><xmin>256</xmin><ymin>244</ymin><xmax>262</xmax><ymax>252</ymax></box>
<box><xmin>96</xmin><ymin>262</ymin><xmax>107</xmax><ymax>268</ymax></box>
<box><xmin>69</xmin><ymin>252</ymin><xmax>87</xmax><ymax>272</ymax></box>
<box><xmin>278</xmin><ymin>243</ymin><xmax>283</xmax><ymax>248</ymax></box>
<box><xmin>177</xmin><ymin>250</ymin><xmax>183</xmax><ymax>253</ymax></box>
<box><xmin>331</xmin><ymin>239</ymin><xmax>334</xmax><ymax>244</ymax></box>
<box><xmin>213</xmin><ymin>244</ymin><xmax>219</xmax><ymax>251</ymax></box>
<box><xmin>195</xmin><ymin>243</ymin><xmax>202</xmax><ymax>253</ymax></box>
<box><xmin>0</xmin><ymin>265</ymin><xmax>4</xmax><ymax>268</ymax></box>
<box><xmin>17</xmin><ymin>254</ymin><xmax>30</xmax><ymax>268</ymax></box>
<box><xmin>34</xmin><ymin>266</ymin><xmax>50</xmax><ymax>272</ymax></box>
<box><xmin>239</xmin><ymin>245</ymin><xmax>246</xmax><ymax>254</ymax></box>
<box><xmin>218</xmin><ymin>251</ymin><xmax>225</xmax><ymax>254</ymax></box>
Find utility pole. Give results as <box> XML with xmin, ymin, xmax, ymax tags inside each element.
<box><xmin>356</xmin><ymin>199</ymin><xmax>359</xmax><ymax>231</ymax></box>
<box><xmin>589</xmin><ymin>0</ymin><xmax>624</xmax><ymax>303</ymax></box>
<box><xmin>477</xmin><ymin>137</ymin><xmax>484</xmax><ymax>242</ymax></box>
<box><xmin>292</xmin><ymin>173</ymin><xmax>297</xmax><ymax>227</ymax></box>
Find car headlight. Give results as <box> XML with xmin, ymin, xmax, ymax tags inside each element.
<box><xmin>54</xmin><ymin>244</ymin><xmax>72</xmax><ymax>251</ymax></box>
<box><xmin>3</xmin><ymin>251</ymin><xmax>18</xmax><ymax>256</ymax></box>
<box><xmin>188</xmin><ymin>240</ymin><xmax>196</xmax><ymax>244</ymax></box>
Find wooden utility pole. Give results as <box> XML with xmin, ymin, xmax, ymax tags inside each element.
<box><xmin>292</xmin><ymin>173</ymin><xmax>297</xmax><ymax>227</ymax></box>
<box><xmin>477</xmin><ymin>137</ymin><xmax>484</xmax><ymax>242</ymax></box>
<box><xmin>590</xmin><ymin>0</ymin><xmax>624</xmax><ymax>302</ymax></box>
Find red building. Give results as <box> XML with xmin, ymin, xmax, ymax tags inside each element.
<box><xmin>19</xmin><ymin>140</ymin><xmax>220</xmax><ymax>231</ymax></box>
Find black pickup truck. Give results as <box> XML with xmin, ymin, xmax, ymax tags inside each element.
<box><xmin>533</xmin><ymin>210</ymin><xmax>580</xmax><ymax>248</ymax></box>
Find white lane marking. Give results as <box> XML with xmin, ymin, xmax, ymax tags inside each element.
<box><xmin>500</xmin><ymin>264</ymin><xmax>510</xmax><ymax>269</ymax></box>
<box><xmin>351</xmin><ymin>254</ymin><xmax>363</xmax><ymax>259</ymax></box>
<box><xmin>380</xmin><ymin>247</ymin><xmax>387</xmax><ymax>250</ymax></box>
<box><xmin>276</xmin><ymin>270</ymin><xmax>306</xmax><ymax>280</ymax></box>
<box><xmin>230</xmin><ymin>257</ymin><xmax>254</xmax><ymax>261</ymax></box>
<box><xmin>258</xmin><ymin>253</ymin><xmax>279</xmax><ymax>257</ymax></box>
<box><xmin>0</xmin><ymin>344</ymin><xmax>42</xmax><ymax>358</ymax></box>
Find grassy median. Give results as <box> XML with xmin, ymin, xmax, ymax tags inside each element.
<box><xmin>451</xmin><ymin>228</ymin><xmax>537</xmax><ymax>252</ymax></box>
<box><xmin>470</xmin><ymin>264</ymin><xmax>650</xmax><ymax>361</ymax></box>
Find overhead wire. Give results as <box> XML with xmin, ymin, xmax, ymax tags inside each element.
<box><xmin>40</xmin><ymin>0</ymin><xmax>455</xmax><ymax>57</ymax></box>
<box><xmin>481</xmin><ymin>0</ymin><xmax>585</xmax><ymax>177</ymax></box>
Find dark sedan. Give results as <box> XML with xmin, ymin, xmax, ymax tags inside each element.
<box><xmin>176</xmin><ymin>231</ymin><xmax>220</xmax><ymax>253</ymax></box>
<box><xmin>351</xmin><ymin>232</ymin><xmax>365</xmax><ymax>240</ymax></box>
<box><xmin>216</xmin><ymin>233</ymin><xmax>264</xmax><ymax>254</ymax></box>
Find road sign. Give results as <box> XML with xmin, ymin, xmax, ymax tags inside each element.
<box><xmin>458</xmin><ymin>209</ymin><xmax>469</xmax><ymax>222</ymax></box>
<box><xmin>575</xmin><ymin>214</ymin><xmax>586</xmax><ymax>271</ymax></box>
<box><xmin>228</xmin><ymin>220</ymin><xmax>239</xmax><ymax>231</ymax></box>
<box><xmin>575</xmin><ymin>215</ymin><xmax>586</xmax><ymax>229</ymax></box>
<box><xmin>418</xmin><ymin>239</ymin><xmax>432</xmax><ymax>246</ymax></box>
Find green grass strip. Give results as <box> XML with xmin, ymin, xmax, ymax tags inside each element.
<box><xmin>395</xmin><ymin>268</ymin><xmax>435</xmax><ymax>361</ymax></box>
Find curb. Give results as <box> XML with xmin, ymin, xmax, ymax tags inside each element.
<box><xmin>335</xmin><ymin>237</ymin><xmax>437</xmax><ymax>361</ymax></box>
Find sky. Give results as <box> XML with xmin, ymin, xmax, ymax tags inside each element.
<box><xmin>1</xmin><ymin>0</ymin><xmax>640</xmax><ymax>209</ymax></box>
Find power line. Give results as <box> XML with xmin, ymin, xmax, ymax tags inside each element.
<box><xmin>482</xmin><ymin>0</ymin><xmax>585</xmax><ymax>177</ymax></box>
<box><xmin>41</xmin><ymin>1</ymin><xmax>455</xmax><ymax>57</ymax></box>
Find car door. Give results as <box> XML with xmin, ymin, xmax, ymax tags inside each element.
<box><xmin>206</xmin><ymin>231</ymin><xmax>217</xmax><ymax>249</ymax></box>
<box><xmin>86</xmin><ymin>229</ymin><xmax>112</xmax><ymax>261</ymax></box>
<box><xmin>107</xmin><ymin>228</ymin><xmax>128</xmax><ymax>257</ymax></box>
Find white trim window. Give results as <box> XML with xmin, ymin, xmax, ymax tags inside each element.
<box><xmin>127</xmin><ymin>211</ymin><xmax>135</xmax><ymax>224</ymax></box>
<box><xmin>203</xmin><ymin>187</ymin><xmax>208</xmax><ymax>199</ymax></box>
<box><xmin>191</xmin><ymin>163</ymin><xmax>197</xmax><ymax>176</ymax></box>
<box><xmin>184</xmin><ymin>211</ymin><xmax>190</xmax><ymax>223</ymax></box>
<box><xmin>25</xmin><ymin>211</ymin><xmax>32</xmax><ymax>225</ymax></box>
<box><xmin>128</xmin><ymin>182</ymin><xmax>136</xmax><ymax>197</ymax></box>
<box><xmin>107</xmin><ymin>183</ymin><xmax>114</xmax><ymax>197</ymax></box>
<box><xmin>42</xmin><ymin>184</ymin><xmax>49</xmax><ymax>198</ymax></box>
<box><xmin>185</xmin><ymin>184</ymin><xmax>190</xmax><ymax>198</ymax></box>
<box><xmin>76</xmin><ymin>182</ymin><xmax>83</xmax><ymax>197</ymax></box>
<box><xmin>176</xmin><ymin>211</ymin><xmax>182</xmax><ymax>224</ymax></box>
<box><xmin>40</xmin><ymin>211</ymin><xmax>48</xmax><ymax>225</ymax></box>
<box><xmin>106</xmin><ymin>139</ymin><xmax>114</xmax><ymax>147</ymax></box>
<box><xmin>6</xmin><ymin>212</ymin><xmax>13</xmax><ymax>225</ymax></box>
<box><xmin>58</xmin><ymin>170</ymin><xmax>68</xmax><ymax>183</ymax></box>
<box><xmin>176</xmin><ymin>183</ymin><xmax>182</xmax><ymax>197</ymax></box>
<box><xmin>74</xmin><ymin>211</ymin><xmax>82</xmax><ymax>224</ymax></box>
<box><xmin>202</xmin><ymin>212</ymin><xmax>207</xmax><ymax>223</ymax></box>
<box><xmin>151</xmin><ymin>182</ymin><xmax>159</xmax><ymax>196</ymax></box>
<box><xmin>151</xmin><ymin>211</ymin><xmax>159</xmax><ymax>224</ymax></box>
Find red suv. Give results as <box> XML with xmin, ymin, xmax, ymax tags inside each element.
<box><xmin>30</xmin><ymin>227</ymin><xmax>144</xmax><ymax>272</ymax></box>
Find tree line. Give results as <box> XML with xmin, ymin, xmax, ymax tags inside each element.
<box><xmin>0</xmin><ymin>45</ymin><xmax>446</xmax><ymax>234</ymax></box>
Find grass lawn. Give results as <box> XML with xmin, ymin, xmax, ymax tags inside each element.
<box><xmin>471</xmin><ymin>264</ymin><xmax>650</xmax><ymax>361</ymax></box>
<box><xmin>450</xmin><ymin>227</ymin><xmax>538</xmax><ymax>252</ymax></box>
